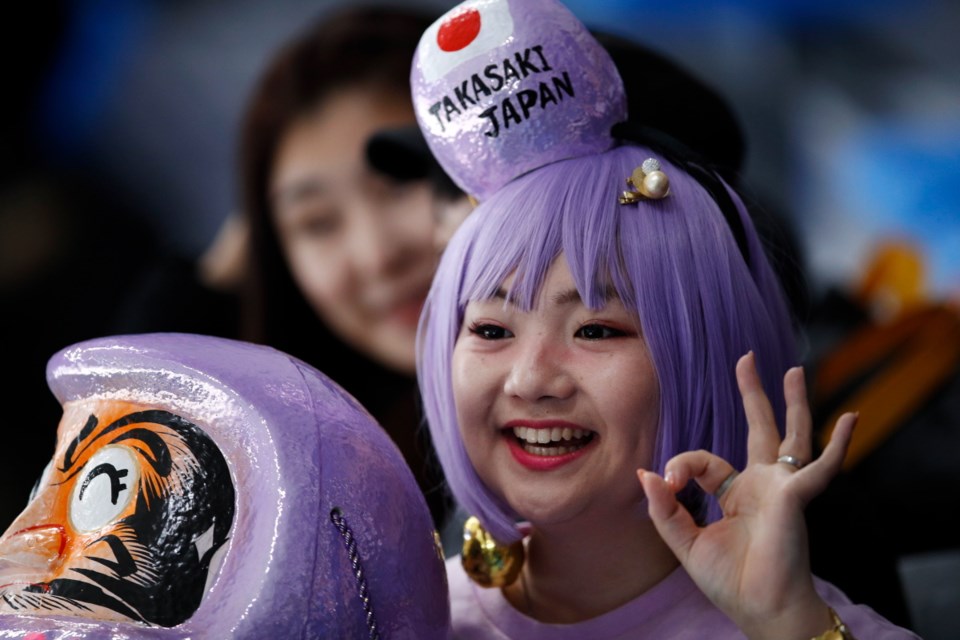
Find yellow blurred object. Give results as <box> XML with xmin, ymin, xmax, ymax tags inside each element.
<box><xmin>855</xmin><ymin>239</ymin><xmax>926</xmax><ymax>323</ymax></box>
<box><xmin>815</xmin><ymin>237</ymin><xmax>960</xmax><ymax>469</ymax></box>
<box><xmin>815</xmin><ymin>304</ymin><xmax>960</xmax><ymax>470</ymax></box>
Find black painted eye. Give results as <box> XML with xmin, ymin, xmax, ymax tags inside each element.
<box><xmin>69</xmin><ymin>446</ymin><xmax>139</xmax><ymax>532</ymax></box>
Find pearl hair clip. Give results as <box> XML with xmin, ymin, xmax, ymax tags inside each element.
<box><xmin>619</xmin><ymin>158</ymin><xmax>670</xmax><ymax>204</ymax></box>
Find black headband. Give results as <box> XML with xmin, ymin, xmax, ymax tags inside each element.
<box><xmin>611</xmin><ymin>121</ymin><xmax>750</xmax><ymax>264</ymax></box>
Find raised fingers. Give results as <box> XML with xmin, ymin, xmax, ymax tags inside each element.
<box><xmin>639</xmin><ymin>450</ymin><xmax>739</xmax><ymax>564</ymax></box>
<box><xmin>736</xmin><ymin>352</ymin><xmax>780</xmax><ymax>464</ymax></box>
<box><xmin>791</xmin><ymin>412</ymin><xmax>857</xmax><ymax>503</ymax></box>
<box><xmin>638</xmin><ymin>469</ymin><xmax>700</xmax><ymax>564</ymax></box>
<box><xmin>663</xmin><ymin>449</ymin><xmax>739</xmax><ymax>503</ymax></box>
<box><xmin>780</xmin><ymin>366</ymin><xmax>813</xmax><ymax>466</ymax></box>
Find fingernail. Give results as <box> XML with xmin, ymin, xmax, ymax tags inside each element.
<box><xmin>664</xmin><ymin>471</ymin><xmax>675</xmax><ymax>488</ymax></box>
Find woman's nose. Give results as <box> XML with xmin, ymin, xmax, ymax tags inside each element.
<box><xmin>348</xmin><ymin>210</ymin><xmax>407</xmax><ymax>279</ymax></box>
<box><xmin>503</xmin><ymin>335</ymin><xmax>575</xmax><ymax>402</ymax></box>
<box><xmin>0</xmin><ymin>524</ymin><xmax>67</xmax><ymax>580</ymax></box>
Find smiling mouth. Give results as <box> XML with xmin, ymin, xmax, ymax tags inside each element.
<box><xmin>509</xmin><ymin>426</ymin><xmax>596</xmax><ymax>456</ymax></box>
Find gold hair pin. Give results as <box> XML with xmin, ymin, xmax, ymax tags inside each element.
<box><xmin>619</xmin><ymin>158</ymin><xmax>670</xmax><ymax>204</ymax></box>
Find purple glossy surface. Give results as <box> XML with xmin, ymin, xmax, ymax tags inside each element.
<box><xmin>0</xmin><ymin>334</ymin><xmax>449</xmax><ymax>639</ymax></box>
<box><xmin>411</xmin><ymin>0</ymin><xmax>626</xmax><ymax>200</ymax></box>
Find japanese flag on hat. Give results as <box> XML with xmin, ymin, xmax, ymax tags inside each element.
<box><xmin>411</xmin><ymin>0</ymin><xmax>626</xmax><ymax>201</ymax></box>
<box><xmin>419</xmin><ymin>1</ymin><xmax>515</xmax><ymax>83</ymax></box>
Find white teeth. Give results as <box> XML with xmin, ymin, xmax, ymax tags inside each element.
<box><xmin>511</xmin><ymin>426</ymin><xmax>593</xmax><ymax>444</ymax></box>
<box><xmin>526</xmin><ymin>445</ymin><xmax>569</xmax><ymax>456</ymax></box>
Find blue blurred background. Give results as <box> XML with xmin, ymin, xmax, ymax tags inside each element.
<box><xmin>1</xmin><ymin>2</ymin><xmax>957</xmax><ymax>636</ymax></box>
<box><xmin>10</xmin><ymin>0</ymin><xmax>957</xmax><ymax>298</ymax></box>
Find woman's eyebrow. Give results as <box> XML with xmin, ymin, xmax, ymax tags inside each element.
<box><xmin>551</xmin><ymin>288</ymin><xmax>582</xmax><ymax>306</ymax></box>
<box><xmin>551</xmin><ymin>286</ymin><xmax>618</xmax><ymax>306</ymax></box>
<box><xmin>270</xmin><ymin>176</ymin><xmax>328</xmax><ymax>211</ymax></box>
<box><xmin>485</xmin><ymin>285</ymin><xmax>619</xmax><ymax>306</ymax></box>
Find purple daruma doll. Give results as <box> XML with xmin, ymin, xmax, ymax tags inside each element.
<box><xmin>411</xmin><ymin>0</ymin><xmax>626</xmax><ymax>202</ymax></box>
<box><xmin>0</xmin><ymin>334</ymin><xmax>449</xmax><ymax>639</ymax></box>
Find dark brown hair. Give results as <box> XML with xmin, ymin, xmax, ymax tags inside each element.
<box><xmin>238</xmin><ymin>5</ymin><xmax>435</xmax><ymax>355</ymax></box>
<box><xmin>235</xmin><ymin>6</ymin><xmax>451</xmax><ymax>529</ymax></box>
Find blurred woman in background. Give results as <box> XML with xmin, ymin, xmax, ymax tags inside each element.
<box><xmin>237</xmin><ymin>5</ymin><xmax>451</xmax><ymax>528</ymax></box>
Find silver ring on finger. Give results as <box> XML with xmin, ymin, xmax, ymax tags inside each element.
<box><xmin>776</xmin><ymin>454</ymin><xmax>804</xmax><ymax>470</ymax></box>
<box><xmin>714</xmin><ymin>470</ymin><xmax>739</xmax><ymax>499</ymax></box>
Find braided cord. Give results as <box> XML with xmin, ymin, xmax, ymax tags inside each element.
<box><xmin>330</xmin><ymin>508</ymin><xmax>381</xmax><ymax>640</ymax></box>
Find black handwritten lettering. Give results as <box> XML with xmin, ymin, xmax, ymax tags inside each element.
<box><xmin>515</xmin><ymin>49</ymin><xmax>540</xmax><ymax>77</ymax></box>
<box><xmin>553</xmin><ymin>71</ymin><xmax>575</xmax><ymax>99</ymax></box>
<box><xmin>532</xmin><ymin>45</ymin><xmax>552</xmax><ymax>72</ymax></box>
<box><xmin>442</xmin><ymin>96</ymin><xmax>462</xmax><ymax>121</ymax></box>
<box><xmin>425</xmin><ymin>44</ymin><xmax>576</xmax><ymax>138</ymax></box>
<box><xmin>502</xmin><ymin>59</ymin><xmax>521</xmax><ymax>84</ymax></box>
<box><xmin>480</xmin><ymin>106</ymin><xmax>500</xmax><ymax>138</ymax></box>
<box><xmin>517</xmin><ymin>89</ymin><xmax>538</xmax><ymax>120</ymax></box>
<box><xmin>471</xmin><ymin>74</ymin><xmax>492</xmax><ymax>98</ymax></box>
<box><xmin>538</xmin><ymin>81</ymin><xmax>558</xmax><ymax>107</ymax></box>
<box><xmin>502</xmin><ymin>99</ymin><xmax>521</xmax><ymax>128</ymax></box>
<box><xmin>484</xmin><ymin>64</ymin><xmax>504</xmax><ymax>91</ymax></box>
<box><xmin>454</xmin><ymin>81</ymin><xmax>477</xmax><ymax>110</ymax></box>
<box><xmin>429</xmin><ymin>102</ymin><xmax>445</xmax><ymax>132</ymax></box>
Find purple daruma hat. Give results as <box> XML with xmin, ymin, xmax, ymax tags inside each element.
<box><xmin>412</xmin><ymin>0</ymin><xmax>626</xmax><ymax>200</ymax></box>
<box><xmin>0</xmin><ymin>334</ymin><xmax>448</xmax><ymax>639</ymax></box>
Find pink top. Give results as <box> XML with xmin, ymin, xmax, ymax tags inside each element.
<box><xmin>447</xmin><ymin>556</ymin><xmax>919</xmax><ymax>639</ymax></box>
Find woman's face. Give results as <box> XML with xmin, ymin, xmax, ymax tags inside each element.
<box><xmin>451</xmin><ymin>256</ymin><xmax>660</xmax><ymax>527</ymax></box>
<box><xmin>270</xmin><ymin>86</ymin><xmax>437</xmax><ymax>374</ymax></box>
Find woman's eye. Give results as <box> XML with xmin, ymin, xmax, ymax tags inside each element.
<box><xmin>371</xmin><ymin>173</ymin><xmax>416</xmax><ymax>201</ymax></box>
<box><xmin>297</xmin><ymin>212</ymin><xmax>341</xmax><ymax>237</ymax></box>
<box><xmin>469</xmin><ymin>323</ymin><xmax>513</xmax><ymax>340</ymax></box>
<box><xmin>575</xmin><ymin>323</ymin><xmax>627</xmax><ymax>340</ymax></box>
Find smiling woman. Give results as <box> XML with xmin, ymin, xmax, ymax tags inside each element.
<box><xmin>453</xmin><ymin>258</ymin><xmax>660</xmax><ymax>530</ymax></box>
<box><xmin>269</xmin><ymin>85</ymin><xmax>436</xmax><ymax>374</ymax></box>
<box><xmin>414</xmin><ymin>0</ymin><xmax>919</xmax><ymax>638</ymax></box>
<box><xmin>238</xmin><ymin>6</ymin><xmax>452</xmax><ymax>531</ymax></box>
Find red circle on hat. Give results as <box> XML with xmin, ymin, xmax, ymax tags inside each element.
<box><xmin>437</xmin><ymin>8</ymin><xmax>481</xmax><ymax>52</ymax></box>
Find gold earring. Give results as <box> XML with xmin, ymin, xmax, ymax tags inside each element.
<box><xmin>461</xmin><ymin>516</ymin><xmax>525</xmax><ymax>588</ymax></box>
<box><xmin>619</xmin><ymin>157</ymin><xmax>670</xmax><ymax>204</ymax></box>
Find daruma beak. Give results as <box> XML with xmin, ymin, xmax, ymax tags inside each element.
<box><xmin>0</xmin><ymin>524</ymin><xmax>66</xmax><ymax>580</ymax></box>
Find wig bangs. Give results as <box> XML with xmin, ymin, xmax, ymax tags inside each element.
<box><xmin>420</xmin><ymin>143</ymin><xmax>798</xmax><ymax>540</ymax></box>
<box><xmin>459</xmin><ymin>150</ymin><xmax>636</xmax><ymax>315</ymax></box>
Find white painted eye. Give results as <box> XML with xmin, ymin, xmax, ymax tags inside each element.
<box><xmin>69</xmin><ymin>446</ymin><xmax>139</xmax><ymax>532</ymax></box>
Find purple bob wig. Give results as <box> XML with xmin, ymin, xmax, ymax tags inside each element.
<box><xmin>417</xmin><ymin>142</ymin><xmax>798</xmax><ymax>544</ymax></box>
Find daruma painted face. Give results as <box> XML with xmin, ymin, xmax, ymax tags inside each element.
<box><xmin>0</xmin><ymin>400</ymin><xmax>234</xmax><ymax>627</ymax></box>
<box><xmin>0</xmin><ymin>334</ymin><xmax>448</xmax><ymax>639</ymax></box>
